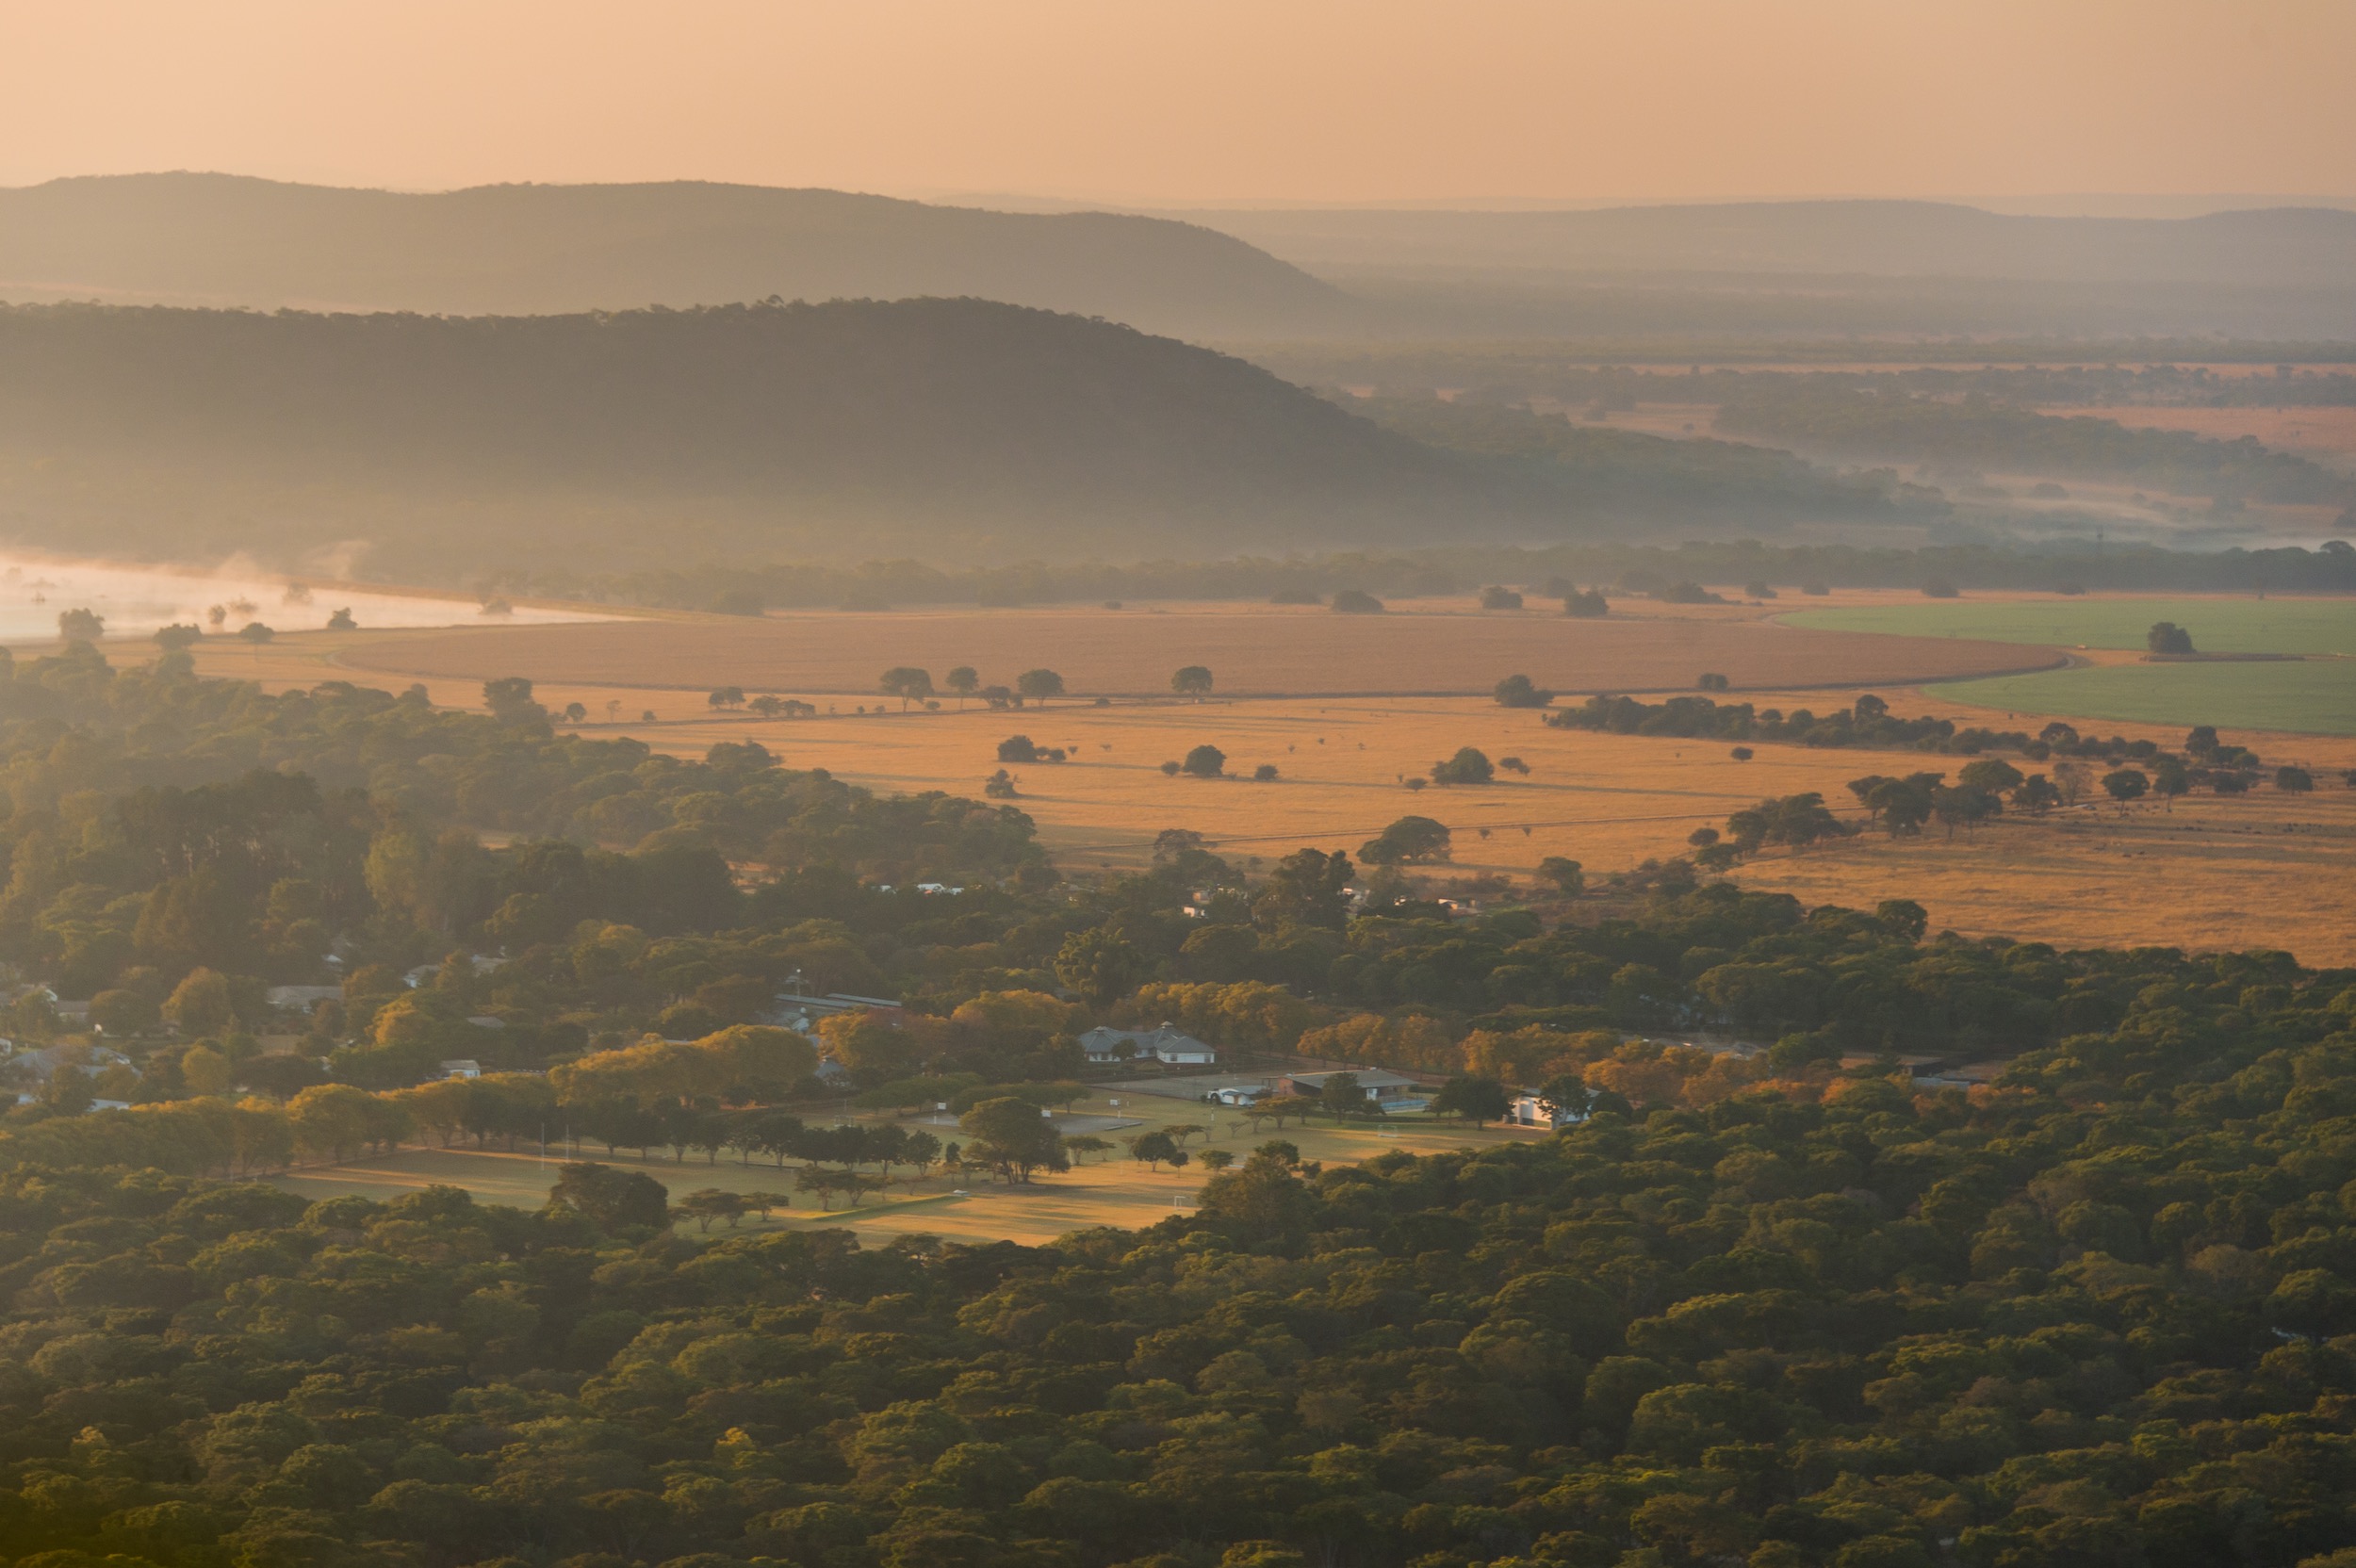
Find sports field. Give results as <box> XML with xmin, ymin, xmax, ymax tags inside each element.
<box><xmin>1784</xmin><ymin>596</ymin><xmax>2356</xmax><ymax>655</ymax></box>
<box><xmin>271</xmin><ymin>1087</ymin><xmax>1540</xmax><ymax>1246</ymax></box>
<box><xmin>1931</xmin><ymin>658</ymin><xmax>2356</xmax><ymax>738</ymax></box>
<box><xmin>1781</xmin><ymin>593</ymin><xmax>2356</xmax><ymax>654</ymax></box>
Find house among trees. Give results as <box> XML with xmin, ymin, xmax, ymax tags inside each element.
<box><xmin>1081</xmin><ymin>1023</ymin><xmax>1217</xmax><ymax>1066</ymax></box>
<box><xmin>1277</xmin><ymin>1067</ymin><xmax>1424</xmax><ymax>1105</ymax></box>
<box><xmin>764</xmin><ymin>991</ymin><xmax>904</xmax><ymax>1036</ymax></box>
<box><xmin>1510</xmin><ymin>1092</ymin><xmax>1586</xmax><ymax>1128</ymax></box>
<box><xmin>436</xmin><ymin>1059</ymin><xmax>483</xmax><ymax>1080</ymax></box>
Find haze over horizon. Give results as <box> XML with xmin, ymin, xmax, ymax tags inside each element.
<box><xmin>7</xmin><ymin>0</ymin><xmax>2351</xmax><ymax>205</ymax></box>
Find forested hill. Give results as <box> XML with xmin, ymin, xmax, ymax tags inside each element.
<box><xmin>0</xmin><ymin>172</ymin><xmax>1359</xmax><ymax>339</ymax></box>
<box><xmin>0</xmin><ymin>297</ymin><xmax>1505</xmax><ymax>567</ymax></box>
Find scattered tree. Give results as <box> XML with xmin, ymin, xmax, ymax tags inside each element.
<box><xmin>1431</xmin><ymin>1074</ymin><xmax>1512</xmax><ymax>1125</ymax></box>
<box><xmin>1172</xmin><ymin>665</ymin><xmax>1214</xmax><ymax>699</ymax></box>
<box><xmin>880</xmin><ymin>667</ymin><xmax>935</xmax><ymax>709</ymax></box>
<box><xmin>1431</xmin><ymin>747</ymin><xmax>1495</xmax><ymax>785</ymax></box>
<box><xmin>1017</xmin><ymin>668</ymin><xmax>1065</xmax><ymax>705</ymax></box>
<box><xmin>1182</xmin><ymin>743</ymin><xmax>1227</xmax><ymax>778</ymax></box>
<box><xmin>1493</xmin><ymin>674</ymin><xmax>1553</xmax><ymax>709</ymax></box>
<box><xmin>2147</xmin><ymin>621</ymin><xmax>2196</xmax><ymax>655</ymax></box>
<box><xmin>1360</xmin><ymin>814</ymin><xmax>1451</xmax><ymax>864</ymax></box>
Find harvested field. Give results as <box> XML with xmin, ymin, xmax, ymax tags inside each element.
<box><xmin>306</xmin><ymin>599</ymin><xmax>2056</xmax><ymax>699</ymax></box>
<box><xmin>172</xmin><ymin>604</ymin><xmax>2355</xmax><ymax>962</ymax></box>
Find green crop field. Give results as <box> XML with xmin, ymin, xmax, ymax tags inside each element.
<box><xmin>1930</xmin><ymin>657</ymin><xmax>2356</xmax><ymax>737</ymax></box>
<box><xmin>1786</xmin><ymin>596</ymin><xmax>2356</xmax><ymax>655</ymax></box>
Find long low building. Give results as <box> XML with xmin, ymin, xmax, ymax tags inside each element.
<box><xmin>1080</xmin><ymin>1024</ymin><xmax>1217</xmax><ymax>1067</ymax></box>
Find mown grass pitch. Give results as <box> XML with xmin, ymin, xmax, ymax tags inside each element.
<box><xmin>1785</xmin><ymin>596</ymin><xmax>2356</xmax><ymax>656</ymax></box>
<box><xmin>1930</xmin><ymin>658</ymin><xmax>2356</xmax><ymax>738</ymax></box>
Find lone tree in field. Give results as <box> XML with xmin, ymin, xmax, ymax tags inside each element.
<box><xmin>944</xmin><ymin>666</ymin><xmax>979</xmax><ymax>707</ymax></box>
<box><xmin>237</xmin><ymin>622</ymin><xmax>275</xmax><ymax>653</ymax></box>
<box><xmin>1128</xmin><ymin>1130</ymin><xmax>1179</xmax><ymax>1171</ymax></box>
<box><xmin>57</xmin><ymin>608</ymin><xmax>106</xmax><ymax>644</ymax></box>
<box><xmin>1018</xmin><ymin>668</ymin><xmax>1065</xmax><ymax>706</ymax></box>
<box><xmin>153</xmin><ymin>624</ymin><xmax>203</xmax><ymax>652</ymax></box>
<box><xmin>1479</xmin><ymin>585</ymin><xmax>1524</xmax><ymax>610</ymax></box>
<box><xmin>1182</xmin><ymin>743</ymin><xmax>1228</xmax><ymax>778</ymax></box>
<box><xmin>2147</xmin><ymin>621</ymin><xmax>2196</xmax><ymax>655</ymax></box>
<box><xmin>1331</xmin><ymin>589</ymin><xmax>1384</xmax><ymax>614</ymax></box>
<box><xmin>1431</xmin><ymin>747</ymin><xmax>1495</xmax><ymax>786</ymax></box>
<box><xmin>1537</xmin><ymin>856</ymin><xmax>1584</xmax><ymax>895</ymax></box>
<box><xmin>958</xmin><ymin>1097</ymin><xmax>1069</xmax><ymax>1184</ymax></box>
<box><xmin>1359</xmin><ymin>814</ymin><xmax>1452</xmax><ymax>865</ymax></box>
<box><xmin>880</xmin><ymin>667</ymin><xmax>934</xmax><ymax>710</ymax></box>
<box><xmin>1494</xmin><ymin>673</ymin><xmax>1553</xmax><ymax>709</ymax></box>
<box><xmin>1172</xmin><ymin>665</ymin><xmax>1214</xmax><ymax>700</ymax></box>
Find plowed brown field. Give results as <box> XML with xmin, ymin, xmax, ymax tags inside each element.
<box><xmin>318</xmin><ymin>600</ymin><xmax>2056</xmax><ymax>698</ymax></box>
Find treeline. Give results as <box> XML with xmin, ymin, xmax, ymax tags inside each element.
<box><xmin>1544</xmin><ymin>692</ymin><xmax>2188</xmax><ymax>766</ymax></box>
<box><xmin>0</xmin><ymin>932</ymin><xmax>2350</xmax><ymax>1566</ymax></box>
<box><xmin>515</xmin><ymin>536</ymin><xmax>2354</xmax><ymax>614</ymax></box>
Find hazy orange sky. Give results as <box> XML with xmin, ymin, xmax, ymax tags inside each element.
<box><xmin>7</xmin><ymin>0</ymin><xmax>2352</xmax><ymax>204</ymax></box>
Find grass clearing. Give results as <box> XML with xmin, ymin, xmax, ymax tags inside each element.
<box><xmin>1785</xmin><ymin>596</ymin><xmax>2356</xmax><ymax>655</ymax></box>
<box><xmin>1929</xmin><ymin>659</ymin><xmax>2356</xmax><ymax>738</ymax></box>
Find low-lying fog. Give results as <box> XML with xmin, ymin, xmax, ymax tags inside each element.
<box><xmin>0</xmin><ymin>552</ymin><xmax>603</xmax><ymax>645</ymax></box>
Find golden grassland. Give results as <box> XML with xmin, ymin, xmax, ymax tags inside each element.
<box><xmin>270</xmin><ymin>596</ymin><xmax>2056</xmax><ymax>699</ymax></box>
<box><xmin>270</xmin><ymin>1088</ymin><xmax>1542</xmax><ymax>1247</ymax></box>
<box><xmin>177</xmin><ymin>597</ymin><xmax>2356</xmax><ymax>962</ymax></box>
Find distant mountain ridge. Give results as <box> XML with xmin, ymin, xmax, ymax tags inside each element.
<box><xmin>0</xmin><ymin>172</ymin><xmax>1359</xmax><ymax>338</ymax></box>
<box><xmin>1159</xmin><ymin>199</ymin><xmax>2356</xmax><ymax>288</ymax></box>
